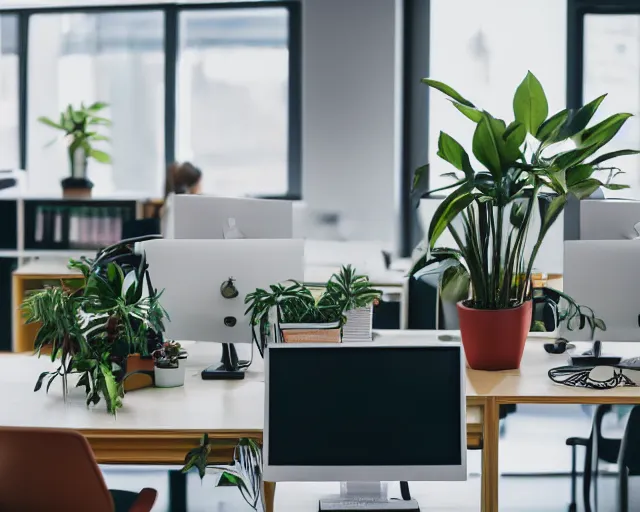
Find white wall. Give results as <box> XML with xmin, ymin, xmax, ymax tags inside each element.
<box><xmin>301</xmin><ymin>0</ymin><xmax>403</xmax><ymax>251</ymax></box>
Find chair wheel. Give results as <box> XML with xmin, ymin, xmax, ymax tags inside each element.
<box><xmin>567</xmin><ymin>504</ymin><xmax>577</xmax><ymax>512</ymax></box>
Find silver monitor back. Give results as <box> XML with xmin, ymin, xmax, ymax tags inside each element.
<box><xmin>141</xmin><ymin>239</ymin><xmax>304</xmax><ymax>343</ymax></box>
<box><xmin>562</xmin><ymin>240</ymin><xmax>640</xmax><ymax>341</ymax></box>
<box><xmin>580</xmin><ymin>199</ymin><xmax>640</xmax><ymax>240</ymax></box>
<box><xmin>165</xmin><ymin>195</ymin><xmax>293</xmax><ymax>240</ymax></box>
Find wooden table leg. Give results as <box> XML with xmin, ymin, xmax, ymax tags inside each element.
<box><xmin>482</xmin><ymin>398</ymin><xmax>499</xmax><ymax>512</ymax></box>
<box><xmin>264</xmin><ymin>481</ymin><xmax>276</xmax><ymax>512</ymax></box>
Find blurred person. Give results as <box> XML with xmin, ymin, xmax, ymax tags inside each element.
<box><xmin>161</xmin><ymin>161</ymin><xmax>203</xmax><ymax>235</ymax></box>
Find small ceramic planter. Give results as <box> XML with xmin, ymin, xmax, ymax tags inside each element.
<box><xmin>154</xmin><ymin>364</ymin><xmax>186</xmax><ymax>388</ymax></box>
<box><xmin>342</xmin><ymin>306</ymin><xmax>373</xmax><ymax>342</ymax></box>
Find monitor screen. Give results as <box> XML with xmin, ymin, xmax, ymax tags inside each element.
<box><xmin>266</xmin><ymin>345</ymin><xmax>462</xmax><ymax>469</ymax></box>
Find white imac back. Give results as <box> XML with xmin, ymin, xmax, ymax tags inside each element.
<box><xmin>580</xmin><ymin>199</ymin><xmax>640</xmax><ymax>240</ymax></box>
<box><xmin>165</xmin><ymin>195</ymin><xmax>293</xmax><ymax>240</ymax></box>
<box><xmin>562</xmin><ymin>240</ymin><xmax>640</xmax><ymax>341</ymax></box>
<box><xmin>141</xmin><ymin>239</ymin><xmax>304</xmax><ymax>343</ymax></box>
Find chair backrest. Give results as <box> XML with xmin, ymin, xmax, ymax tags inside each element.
<box><xmin>619</xmin><ymin>405</ymin><xmax>640</xmax><ymax>475</ymax></box>
<box><xmin>0</xmin><ymin>427</ymin><xmax>114</xmax><ymax>512</ymax></box>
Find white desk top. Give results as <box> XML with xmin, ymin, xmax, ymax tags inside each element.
<box><xmin>304</xmin><ymin>265</ymin><xmax>405</xmax><ymax>287</ymax></box>
<box><xmin>0</xmin><ymin>333</ymin><xmax>482</xmax><ymax>432</ymax></box>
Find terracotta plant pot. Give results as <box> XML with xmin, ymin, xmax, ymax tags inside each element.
<box><xmin>122</xmin><ymin>354</ymin><xmax>155</xmax><ymax>391</ymax></box>
<box><xmin>457</xmin><ymin>300</ymin><xmax>532</xmax><ymax>371</ymax></box>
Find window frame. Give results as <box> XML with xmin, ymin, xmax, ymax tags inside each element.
<box><xmin>0</xmin><ymin>1</ymin><xmax>302</xmax><ymax>200</ymax></box>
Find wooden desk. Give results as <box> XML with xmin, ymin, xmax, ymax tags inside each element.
<box><xmin>0</xmin><ymin>340</ymin><xmax>482</xmax><ymax>512</ymax></box>
<box><xmin>467</xmin><ymin>338</ymin><xmax>640</xmax><ymax>512</ymax></box>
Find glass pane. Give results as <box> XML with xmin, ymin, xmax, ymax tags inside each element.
<box><xmin>0</xmin><ymin>15</ymin><xmax>19</xmax><ymax>170</ymax></box>
<box><xmin>27</xmin><ymin>11</ymin><xmax>165</xmax><ymax>196</ymax></box>
<box><xmin>584</xmin><ymin>14</ymin><xmax>640</xmax><ymax>199</ymax></box>
<box><xmin>429</xmin><ymin>0</ymin><xmax>567</xmax><ymax>192</ymax></box>
<box><xmin>177</xmin><ymin>8</ymin><xmax>289</xmax><ymax>197</ymax></box>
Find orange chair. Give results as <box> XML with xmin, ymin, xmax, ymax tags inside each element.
<box><xmin>0</xmin><ymin>427</ymin><xmax>157</xmax><ymax>512</ymax></box>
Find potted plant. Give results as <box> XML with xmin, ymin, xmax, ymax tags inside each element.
<box><xmin>22</xmin><ymin>247</ymin><xmax>167</xmax><ymax>414</ymax></box>
<box><xmin>410</xmin><ymin>71</ymin><xmax>637</xmax><ymax>370</ymax></box>
<box><xmin>324</xmin><ymin>265</ymin><xmax>382</xmax><ymax>342</ymax></box>
<box><xmin>182</xmin><ymin>434</ymin><xmax>264</xmax><ymax>511</ymax></box>
<box><xmin>245</xmin><ymin>266</ymin><xmax>382</xmax><ymax>352</ymax></box>
<box><xmin>38</xmin><ymin>102</ymin><xmax>111</xmax><ymax>198</ymax></box>
<box><xmin>152</xmin><ymin>341</ymin><xmax>188</xmax><ymax>388</ymax></box>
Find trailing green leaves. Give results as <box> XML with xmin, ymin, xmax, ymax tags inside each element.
<box><xmin>513</xmin><ymin>71</ymin><xmax>548</xmax><ymax>136</ymax></box>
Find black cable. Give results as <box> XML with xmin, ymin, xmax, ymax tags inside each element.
<box><xmin>400</xmin><ymin>481</ymin><xmax>411</xmax><ymax>501</ymax></box>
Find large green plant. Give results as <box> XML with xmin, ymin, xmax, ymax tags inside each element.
<box><xmin>22</xmin><ymin>255</ymin><xmax>167</xmax><ymax>414</ymax></box>
<box><xmin>38</xmin><ymin>102</ymin><xmax>112</xmax><ymax>169</ymax></box>
<box><xmin>411</xmin><ymin>71</ymin><xmax>638</xmax><ymax>310</ymax></box>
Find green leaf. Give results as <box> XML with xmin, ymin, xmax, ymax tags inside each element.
<box><xmin>589</xmin><ymin>149</ymin><xmax>640</xmax><ymax>166</ymax></box>
<box><xmin>538</xmin><ymin>195</ymin><xmax>567</xmax><ymax>242</ymax></box>
<box><xmin>38</xmin><ymin>117</ymin><xmax>65</xmax><ymax>131</ymax></box>
<box><xmin>569</xmin><ymin>178</ymin><xmax>602</xmax><ymax>199</ymax></box>
<box><xmin>566</xmin><ymin>165</ymin><xmax>594</xmax><ymax>188</ymax></box>
<box><xmin>421</xmin><ymin>78</ymin><xmax>475</xmax><ymax>107</ymax></box>
<box><xmin>513</xmin><ymin>71</ymin><xmax>549</xmax><ymax>135</ymax></box>
<box><xmin>437</xmin><ymin>132</ymin><xmax>474</xmax><ymax>179</ymax></box>
<box><xmin>87</xmin><ymin>101</ymin><xmax>108</xmax><ymax>111</ymax></box>
<box><xmin>411</xmin><ymin>164</ymin><xmax>429</xmax><ymax>207</ymax></box>
<box><xmin>579</xmin><ymin>113</ymin><xmax>633</xmax><ymax>148</ymax></box>
<box><xmin>536</xmin><ymin>109</ymin><xmax>569</xmax><ymax>142</ymax></box>
<box><xmin>89</xmin><ymin>149</ymin><xmax>111</xmax><ymax>164</ymax></box>
<box><xmin>34</xmin><ymin>371</ymin><xmax>49</xmax><ymax>392</ymax></box>
<box><xmin>450</xmin><ymin>100</ymin><xmax>482</xmax><ymax>122</ymax></box>
<box><xmin>601</xmin><ymin>183</ymin><xmax>630</xmax><ymax>191</ymax></box>
<box><xmin>472</xmin><ymin>116</ymin><xmax>502</xmax><ymax>179</ymax></box>
<box><xmin>439</xmin><ymin>263</ymin><xmax>470</xmax><ymax>303</ymax></box>
<box><xmin>428</xmin><ymin>185</ymin><xmax>474</xmax><ymax>249</ymax></box>
<box><xmin>503</xmin><ymin>121</ymin><xmax>526</xmax><ymax>160</ymax></box>
<box><xmin>594</xmin><ymin>318</ymin><xmax>606</xmax><ymax>331</ymax></box>
<box><xmin>554</xmin><ymin>145</ymin><xmax>600</xmax><ymax>170</ymax></box>
<box><xmin>558</xmin><ymin>94</ymin><xmax>607</xmax><ymax>139</ymax></box>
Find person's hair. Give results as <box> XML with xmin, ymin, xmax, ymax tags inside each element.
<box><xmin>165</xmin><ymin>162</ymin><xmax>202</xmax><ymax>197</ymax></box>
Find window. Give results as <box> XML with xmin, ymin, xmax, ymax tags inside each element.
<box><xmin>176</xmin><ymin>8</ymin><xmax>289</xmax><ymax>197</ymax></box>
<box><xmin>583</xmin><ymin>14</ymin><xmax>640</xmax><ymax>198</ymax></box>
<box><xmin>428</xmin><ymin>0</ymin><xmax>567</xmax><ymax>193</ymax></box>
<box><xmin>0</xmin><ymin>15</ymin><xmax>19</xmax><ymax>170</ymax></box>
<box><xmin>27</xmin><ymin>11</ymin><xmax>165</xmax><ymax>196</ymax></box>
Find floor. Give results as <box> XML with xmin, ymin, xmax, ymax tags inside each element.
<box><xmin>101</xmin><ymin>405</ymin><xmax>637</xmax><ymax>511</ymax></box>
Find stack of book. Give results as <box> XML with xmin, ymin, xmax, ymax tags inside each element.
<box><xmin>342</xmin><ymin>307</ymin><xmax>373</xmax><ymax>342</ymax></box>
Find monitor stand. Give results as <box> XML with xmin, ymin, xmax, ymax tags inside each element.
<box><xmin>201</xmin><ymin>343</ymin><xmax>247</xmax><ymax>380</ymax></box>
<box><xmin>319</xmin><ymin>482</ymin><xmax>419</xmax><ymax>511</ymax></box>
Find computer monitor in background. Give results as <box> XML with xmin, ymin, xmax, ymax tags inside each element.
<box><xmin>164</xmin><ymin>195</ymin><xmax>293</xmax><ymax>239</ymax></box>
<box><xmin>562</xmin><ymin>240</ymin><xmax>640</xmax><ymax>341</ymax></box>
<box><xmin>264</xmin><ymin>342</ymin><xmax>466</xmax><ymax>510</ymax></box>
<box><xmin>141</xmin><ymin>239</ymin><xmax>304</xmax><ymax>379</ymax></box>
<box><xmin>580</xmin><ymin>199</ymin><xmax>640</xmax><ymax>240</ymax></box>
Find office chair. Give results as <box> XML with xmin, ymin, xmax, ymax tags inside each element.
<box><xmin>566</xmin><ymin>405</ymin><xmax>620</xmax><ymax>512</ymax></box>
<box><xmin>0</xmin><ymin>427</ymin><xmax>157</xmax><ymax>511</ymax></box>
<box><xmin>618</xmin><ymin>405</ymin><xmax>640</xmax><ymax>512</ymax></box>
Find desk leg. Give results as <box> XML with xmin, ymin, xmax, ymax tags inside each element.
<box><xmin>264</xmin><ymin>481</ymin><xmax>276</xmax><ymax>512</ymax></box>
<box><xmin>482</xmin><ymin>398</ymin><xmax>499</xmax><ymax>512</ymax></box>
<box><xmin>169</xmin><ymin>470</ymin><xmax>187</xmax><ymax>512</ymax></box>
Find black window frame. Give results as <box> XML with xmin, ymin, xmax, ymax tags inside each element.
<box><xmin>1</xmin><ymin>1</ymin><xmax>302</xmax><ymax>200</ymax></box>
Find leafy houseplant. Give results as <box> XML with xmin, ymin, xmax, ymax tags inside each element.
<box><xmin>411</xmin><ymin>71</ymin><xmax>637</xmax><ymax>370</ymax></box>
<box><xmin>152</xmin><ymin>340</ymin><xmax>188</xmax><ymax>388</ymax></box>
<box><xmin>38</xmin><ymin>102</ymin><xmax>111</xmax><ymax>197</ymax></box>
<box><xmin>245</xmin><ymin>265</ymin><xmax>382</xmax><ymax>353</ymax></box>
<box><xmin>22</xmin><ymin>251</ymin><xmax>167</xmax><ymax>414</ymax></box>
<box><xmin>182</xmin><ymin>434</ymin><xmax>264</xmax><ymax>511</ymax></box>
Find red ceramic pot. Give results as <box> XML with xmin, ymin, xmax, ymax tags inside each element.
<box><xmin>457</xmin><ymin>300</ymin><xmax>532</xmax><ymax>371</ymax></box>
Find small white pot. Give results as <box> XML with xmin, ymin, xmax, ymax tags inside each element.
<box><xmin>342</xmin><ymin>306</ymin><xmax>374</xmax><ymax>341</ymax></box>
<box><xmin>154</xmin><ymin>364</ymin><xmax>186</xmax><ymax>388</ymax></box>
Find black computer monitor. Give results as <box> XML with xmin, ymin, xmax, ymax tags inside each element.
<box><xmin>264</xmin><ymin>342</ymin><xmax>466</xmax><ymax>511</ymax></box>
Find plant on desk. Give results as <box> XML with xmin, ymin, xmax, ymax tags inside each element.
<box><xmin>182</xmin><ymin>434</ymin><xmax>264</xmax><ymax>511</ymax></box>
<box><xmin>22</xmin><ymin>255</ymin><xmax>167</xmax><ymax>414</ymax></box>
<box><xmin>152</xmin><ymin>341</ymin><xmax>188</xmax><ymax>388</ymax></box>
<box><xmin>245</xmin><ymin>265</ymin><xmax>381</xmax><ymax>354</ymax></box>
<box><xmin>410</xmin><ymin>71</ymin><xmax>637</xmax><ymax>371</ymax></box>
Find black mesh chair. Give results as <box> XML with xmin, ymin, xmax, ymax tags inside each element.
<box><xmin>617</xmin><ymin>405</ymin><xmax>640</xmax><ymax>512</ymax></box>
<box><xmin>566</xmin><ymin>404</ymin><xmax>620</xmax><ymax>512</ymax></box>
